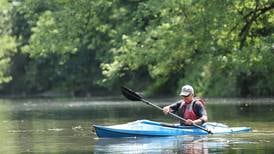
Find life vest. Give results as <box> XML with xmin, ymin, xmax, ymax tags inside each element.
<box><xmin>181</xmin><ymin>98</ymin><xmax>206</xmax><ymax>121</ymax></box>
<box><xmin>182</xmin><ymin>100</ymin><xmax>199</xmax><ymax>120</ymax></box>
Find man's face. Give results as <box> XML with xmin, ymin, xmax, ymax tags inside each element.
<box><xmin>183</xmin><ymin>94</ymin><xmax>192</xmax><ymax>102</ymax></box>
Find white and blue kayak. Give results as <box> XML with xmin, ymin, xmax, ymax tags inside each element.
<box><xmin>93</xmin><ymin>120</ymin><xmax>251</xmax><ymax>138</ymax></box>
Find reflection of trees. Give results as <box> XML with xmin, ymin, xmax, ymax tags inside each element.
<box><xmin>0</xmin><ymin>98</ymin><xmax>269</xmax><ymax>153</ymax></box>
<box><xmin>207</xmin><ymin>102</ymin><xmax>274</xmax><ymax>122</ymax></box>
<box><xmin>16</xmin><ymin>120</ymin><xmax>34</xmax><ymax>152</ymax></box>
<box><xmin>0</xmin><ymin>99</ymin><xmax>94</xmax><ymax>153</ymax></box>
<box><xmin>0</xmin><ymin>102</ymin><xmax>16</xmax><ymax>153</ymax></box>
<box><xmin>207</xmin><ymin>104</ymin><xmax>239</xmax><ymax>121</ymax></box>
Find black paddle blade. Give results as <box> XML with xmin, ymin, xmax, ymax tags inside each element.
<box><xmin>121</xmin><ymin>86</ymin><xmax>142</xmax><ymax>101</ymax></box>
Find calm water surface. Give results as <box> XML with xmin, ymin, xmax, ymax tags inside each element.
<box><xmin>0</xmin><ymin>97</ymin><xmax>274</xmax><ymax>153</ymax></box>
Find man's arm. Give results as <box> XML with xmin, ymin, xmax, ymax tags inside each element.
<box><xmin>163</xmin><ymin>101</ymin><xmax>181</xmax><ymax>115</ymax></box>
<box><xmin>193</xmin><ymin>101</ymin><xmax>208</xmax><ymax>125</ymax></box>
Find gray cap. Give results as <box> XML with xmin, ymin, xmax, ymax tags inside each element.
<box><xmin>180</xmin><ymin>85</ymin><xmax>194</xmax><ymax>96</ymax></box>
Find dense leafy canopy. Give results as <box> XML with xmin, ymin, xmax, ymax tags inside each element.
<box><xmin>0</xmin><ymin>0</ymin><xmax>273</xmax><ymax>97</ymax></box>
<box><xmin>0</xmin><ymin>0</ymin><xmax>17</xmax><ymax>84</ymax></box>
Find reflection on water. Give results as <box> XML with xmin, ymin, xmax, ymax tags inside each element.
<box><xmin>94</xmin><ymin>135</ymin><xmax>257</xmax><ymax>153</ymax></box>
<box><xmin>0</xmin><ymin>98</ymin><xmax>274</xmax><ymax>153</ymax></box>
<box><xmin>94</xmin><ymin>136</ymin><xmax>211</xmax><ymax>153</ymax></box>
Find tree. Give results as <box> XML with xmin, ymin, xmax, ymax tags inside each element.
<box><xmin>0</xmin><ymin>0</ymin><xmax>17</xmax><ymax>84</ymax></box>
<box><xmin>0</xmin><ymin>0</ymin><xmax>273</xmax><ymax>97</ymax></box>
<box><xmin>102</xmin><ymin>0</ymin><xmax>274</xmax><ymax>96</ymax></box>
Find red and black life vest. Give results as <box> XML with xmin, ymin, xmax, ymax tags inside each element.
<box><xmin>183</xmin><ymin>100</ymin><xmax>199</xmax><ymax>120</ymax></box>
<box><xmin>178</xmin><ymin>98</ymin><xmax>206</xmax><ymax>124</ymax></box>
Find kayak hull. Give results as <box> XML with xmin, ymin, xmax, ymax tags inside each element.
<box><xmin>93</xmin><ymin>120</ymin><xmax>251</xmax><ymax>138</ymax></box>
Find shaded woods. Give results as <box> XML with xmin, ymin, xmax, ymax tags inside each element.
<box><xmin>0</xmin><ymin>0</ymin><xmax>273</xmax><ymax>97</ymax></box>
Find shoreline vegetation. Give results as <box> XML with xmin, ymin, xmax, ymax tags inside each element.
<box><xmin>0</xmin><ymin>0</ymin><xmax>273</xmax><ymax>98</ymax></box>
<box><xmin>1</xmin><ymin>91</ymin><xmax>274</xmax><ymax>103</ymax></box>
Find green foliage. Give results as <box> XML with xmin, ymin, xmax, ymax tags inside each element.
<box><xmin>102</xmin><ymin>0</ymin><xmax>274</xmax><ymax>96</ymax></box>
<box><xmin>0</xmin><ymin>36</ymin><xmax>16</xmax><ymax>84</ymax></box>
<box><xmin>0</xmin><ymin>0</ymin><xmax>17</xmax><ymax>84</ymax></box>
<box><xmin>0</xmin><ymin>0</ymin><xmax>273</xmax><ymax>97</ymax></box>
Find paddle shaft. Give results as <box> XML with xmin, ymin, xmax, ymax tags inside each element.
<box><xmin>141</xmin><ymin>98</ymin><xmax>212</xmax><ymax>134</ymax></box>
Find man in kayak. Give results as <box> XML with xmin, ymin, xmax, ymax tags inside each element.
<box><xmin>163</xmin><ymin>85</ymin><xmax>208</xmax><ymax>125</ymax></box>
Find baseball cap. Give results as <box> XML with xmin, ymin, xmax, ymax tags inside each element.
<box><xmin>180</xmin><ymin>85</ymin><xmax>194</xmax><ymax>96</ymax></box>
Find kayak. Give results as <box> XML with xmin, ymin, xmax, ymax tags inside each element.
<box><xmin>93</xmin><ymin>120</ymin><xmax>251</xmax><ymax>138</ymax></box>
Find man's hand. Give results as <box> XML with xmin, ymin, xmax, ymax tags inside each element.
<box><xmin>163</xmin><ymin>106</ymin><xmax>172</xmax><ymax>115</ymax></box>
<box><xmin>185</xmin><ymin>119</ymin><xmax>193</xmax><ymax>125</ymax></box>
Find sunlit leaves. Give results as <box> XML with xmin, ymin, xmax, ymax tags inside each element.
<box><xmin>1</xmin><ymin>0</ymin><xmax>273</xmax><ymax>96</ymax></box>
<box><xmin>0</xmin><ymin>0</ymin><xmax>17</xmax><ymax>84</ymax></box>
<box><xmin>23</xmin><ymin>10</ymin><xmax>80</xmax><ymax>58</ymax></box>
<box><xmin>102</xmin><ymin>0</ymin><xmax>274</xmax><ymax>96</ymax></box>
<box><xmin>0</xmin><ymin>35</ymin><xmax>16</xmax><ymax>83</ymax></box>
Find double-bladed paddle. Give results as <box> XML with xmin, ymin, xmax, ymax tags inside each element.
<box><xmin>121</xmin><ymin>86</ymin><xmax>213</xmax><ymax>134</ymax></box>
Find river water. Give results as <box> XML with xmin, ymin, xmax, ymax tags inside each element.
<box><xmin>0</xmin><ymin>97</ymin><xmax>273</xmax><ymax>153</ymax></box>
